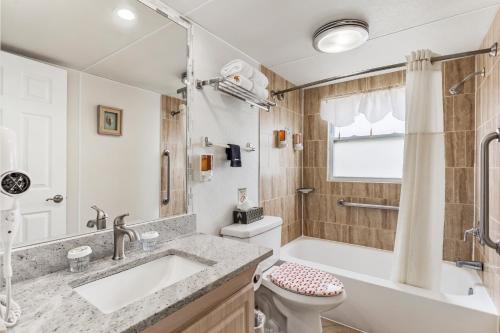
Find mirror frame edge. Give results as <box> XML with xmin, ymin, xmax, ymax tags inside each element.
<box><xmin>138</xmin><ymin>0</ymin><xmax>195</xmax><ymax>216</ymax></box>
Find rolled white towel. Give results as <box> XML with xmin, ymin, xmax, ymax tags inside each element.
<box><xmin>252</xmin><ymin>85</ymin><xmax>269</xmax><ymax>100</ymax></box>
<box><xmin>251</xmin><ymin>70</ymin><xmax>269</xmax><ymax>89</ymax></box>
<box><xmin>220</xmin><ymin>59</ymin><xmax>254</xmax><ymax>79</ymax></box>
<box><xmin>227</xmin><ymin>74</ymin><xmax>254</xmax><ymax>91</ymax></box>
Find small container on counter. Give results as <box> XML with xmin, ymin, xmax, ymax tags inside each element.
<box><xmin>67</xmin><ymin>246</ymin><xmax>92</xmax><ymax>273</ymax></box>
<box><xmin>141</xmin><ymin>231</ymin><xmax>159</xmax><ymax>251</ymax></box>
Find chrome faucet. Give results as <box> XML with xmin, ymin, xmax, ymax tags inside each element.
<box><xmin>112</xmin><ymin>213</ymin><xmax>140</xmax><ymax>260</ymax></box>
<box><xmin>456</xmin><ymin>260</ymin><xmax>484</xmax><ymax>271</ymax></box>
<box><xmin>87</xmin><ymin>205</ymin><xmax>108</xmax><ymax>230</ymax></box>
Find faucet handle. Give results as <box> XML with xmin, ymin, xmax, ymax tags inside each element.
<box><xmin>91</xmin><ymin>205</ymin><xmax>107</xmax><ymax>218</ymax></box>
<box><xmin>114</xmin><ymin>213</ymin><xmax>130</xmax><ymax>227</ymax></box>
<box><xmin>463</xmin><ymin>227</ymin><xmax>479</xmax><ymax>242</ymax></box>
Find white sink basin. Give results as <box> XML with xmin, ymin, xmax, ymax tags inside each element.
<box><xmin>74</xmin><ymin>255</ymin><xmax>208</xmax><ymax>314</ymax></box>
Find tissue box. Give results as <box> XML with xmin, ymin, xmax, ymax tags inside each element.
<box><xmin>233</xmin><ymin>207</ymin><xmax>264</xmax><ymax>224</ymax></box>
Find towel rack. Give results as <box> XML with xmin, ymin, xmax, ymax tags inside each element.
<box><xmin>337</xmin><ymin>199</ymin><xmax>399</xmax><ymax>211</ymax></box>
<box><xmin>203</xmin><ymin>136</ymin><xmax>256</xmax><ymax>152</ymax></box>
<box><xmin>196</xmin><ymin>77</ymin><xmax>276</xmax><ymax>112</ymax></box>
<box><xmin>479</xmin><ymin>128</ymin><xmax>500</xmax><ymax>253</ymax></box>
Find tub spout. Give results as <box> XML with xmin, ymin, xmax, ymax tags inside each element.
<box><xmin>456</xmin><ymin>260</ymin><xmax>484</xmax><ymax>271</ymax></box>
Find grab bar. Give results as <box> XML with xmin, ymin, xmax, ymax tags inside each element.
<box><xmin>479</xmin><ymin>128</ymin><xmax>500</xmax><ymax>253</ymax></box>
<box><xmin>162</xmin><ymin>148</ymin><xmax>171</xmax><ymax>205</ymax></box>
<box><xmin>337</xmin><ymin>199</ymin><xmax>399</xmax><ymax>211</ymax></box>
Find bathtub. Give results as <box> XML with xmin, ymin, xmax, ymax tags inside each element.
<box><xmin>280</xmin><ymin>237</ymin><xmax>497</xmax><ymax>333</ymax></box>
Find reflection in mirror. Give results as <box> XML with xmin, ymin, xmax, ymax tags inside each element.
<box><xmin>0</xmin><ymin>0</ymin><xmax>188</xmax><ymax>247</ymax></box>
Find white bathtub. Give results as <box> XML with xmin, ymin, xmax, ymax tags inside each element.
<box><xmin>280</xmin><ymin>237</ymin><xmax>498</xmax><ymax>333</ymax></box>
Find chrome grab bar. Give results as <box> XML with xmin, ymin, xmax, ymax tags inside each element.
<box><xmin>162</xmin><ymin>148</ymin><xmax>171</xmax><ymax>205</ymax></box>
<box><xmin>337</xmin><ymin>199</ymin><xmax>399</xmax><ymax>211</ymax></box>
<box><xmin>479</xmin><ymin>128</ymin><xmax>500</xmax><ymax>253</ymax></box>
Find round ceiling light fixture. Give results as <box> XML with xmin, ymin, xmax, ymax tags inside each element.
<box><xmin>313</xmin><ymin>19</ymin><xmax>369</xmax><ymax>53</ymax></box>
<box><xmin>116</xmin><ymin>8</ymin><xmax>136</xmax><ymax>21</ymax></box>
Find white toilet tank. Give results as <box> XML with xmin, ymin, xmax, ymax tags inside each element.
<box><xmin>220</xmin><ymin>216</ymin><xmax>282</xmax><ymax>271</ymax></box>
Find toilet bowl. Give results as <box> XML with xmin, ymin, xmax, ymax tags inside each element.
<box><xmin>261</xmin><ymin>266</ymin><xmax>346</xmax><ymax>333</ymax></box>
<box><xmin>220</xmin><ymin>216</ymin><xmax>346</xmax><ymax>333</ymax></box>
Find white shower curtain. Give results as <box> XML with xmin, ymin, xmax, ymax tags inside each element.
<box><xmin>391</xmin><ymin>50</ymin><xmax>445</xmax><ymax>291</ymax></box>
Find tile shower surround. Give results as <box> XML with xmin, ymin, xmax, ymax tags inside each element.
<box><xmin>271</xmin><ymin>57</ymin><xmax>477</xmax><ymax>260</ymax></box>
<box><xmin>260</xmin><ymin>66</ymin><xmax>303</xmax><ymax>245</ymax></box>
<box><xmin>474</xmin><ymin>7</ymin><xmax>500</xmax><ymax>327</ymax></box>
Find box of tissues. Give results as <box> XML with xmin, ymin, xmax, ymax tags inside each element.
<box><xmin>233</xmin><ymin>207</ymin><xmax>264</xmax><ymax>224</ymax></box>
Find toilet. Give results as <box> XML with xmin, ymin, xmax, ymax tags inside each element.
<box><xmin>220</xmin><ymin>216</ymin><xmax>346</xmax><ymax>333</ymax></box>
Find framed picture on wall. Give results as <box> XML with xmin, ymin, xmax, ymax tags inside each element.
<box><xmin>97</xmin><ymin>105</ymin><xmax>123</xmax><ymax>136</ymax></box>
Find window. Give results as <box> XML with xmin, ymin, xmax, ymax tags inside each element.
<box><xmin>321</xmin><ymin>87</ymin><xmax>405</xmax><ymax>182</ymax></box>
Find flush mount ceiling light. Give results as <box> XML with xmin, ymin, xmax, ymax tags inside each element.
<box><xmin>116</xmin><ymin>8</ymin><xmax>136</xmax><ymax>21</ymax></box>
<box><xmin>313</xmin><ymin>19</ymin><xmax>369</xmax><ymax>53</ymax></box>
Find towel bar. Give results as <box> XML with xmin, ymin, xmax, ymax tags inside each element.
<box><xmin>203</xmin><ymin>137</ymin><xmax>255</xmax><ymax>152</ymax></box>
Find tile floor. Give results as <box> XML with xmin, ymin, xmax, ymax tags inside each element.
<box><xmin>321</xmin><ymin>318</ymin><xmax>362</xmax><ymax>333</ymax></box>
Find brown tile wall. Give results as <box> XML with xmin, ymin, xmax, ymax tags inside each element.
<box><xmin>474</xmin><ymin>8</ymin><xmax>500</xmax><ymax>321</ymax></box>
<box><xmin>302</xmin><ymin>72</ymin><xmax>404</xmax><ymax>251</ymax></box>
<box><xmin>260</xmin><ymin>66</ymin><xmax>303</xmax><ymax>245</ymax></box>
<box><xmin>302</xmin><ymin>60</ymin><xmax>476</xmax><ymax>260</ymax></box>
<box><xmin>443</xmin><ymin>57</ymin><xmax>476</xmax><ymax>261</ymax></box>
<box><xmin>160</xmin><ymin>95</ymin><xmax>186</xmax><ymax>217</ymax></box>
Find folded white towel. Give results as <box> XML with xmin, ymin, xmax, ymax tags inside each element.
<box><xmin>251</xmin><ymin>70</ymin><xmax>269</xmax><ymax>89</ymax></box>
<box><xmin>252</xmin><ymin>85</ymin><xmax>269</xmax><ymax>100</ymax></box>
<box><xmin>227</xmin><ymin>74</ymin><xmax>253</xmax><ymax>91</ymax></box>
<box><xmin>220</xmin><ymin>59</ymin><xmax>254</xmax><ymax>79</ymax></box>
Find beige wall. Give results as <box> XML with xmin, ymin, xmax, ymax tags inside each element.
<box><xmin>78</xmin><ymin>73</ymin><xmax>161</xmax><ymax>228</ymax></box>
<box><xmin>474</xmin><ymin>8</ymin><xmax>500</xmax><ymax>323</ymax></box>
<box><xmin>160</xmin><ymin>95</ymin><xmax>186</xmax><ymax>217</ymax></box>
<box><xmin>260</xmin><ymin>66</ymin><xmax>303</xmax><ymax>245</ymax></box>
<box><xmin>301</xmin><ymin>58</ymin><xmax>476</xmax><ymax>261</ymax></box>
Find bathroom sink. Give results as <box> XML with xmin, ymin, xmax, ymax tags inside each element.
<box><xmin>74</xmin><ymin>255</ymin><xmax>208</xmax><ymax>314</ymax></box>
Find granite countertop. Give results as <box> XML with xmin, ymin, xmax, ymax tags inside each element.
<box><xmin>9</xmin><ymin>233</ymin><xmax>272</xmax><ymax>333</ymax></box>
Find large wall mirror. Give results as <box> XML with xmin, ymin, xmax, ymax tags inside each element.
<box><xmin>0</xmin><ymin>0</ymin><xmax>190</xmax><ymax>247</ymax></box>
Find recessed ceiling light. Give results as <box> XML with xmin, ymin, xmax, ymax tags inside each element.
<box><xmin>116</xmin><ymin>8</ymin><xmax>136</xmax><ymax>21</ymax></box>
<box><xmin>313</xmin><ymin>19</ymin><xmax>369</xmax><ymax>53</ymax></box>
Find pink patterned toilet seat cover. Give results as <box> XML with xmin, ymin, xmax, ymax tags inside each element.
<box><xmin>269</xmin><ymin>262</ymin><xmax>344</xmax><ymax>297</ymax></box>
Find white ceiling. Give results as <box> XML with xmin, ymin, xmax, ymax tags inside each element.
<box><xmin>161</xmin><ymin>0</ymin><xmax>500</xmax><ymax>85</ymax></box>
<box><xmin>85</xmin><ymin>23</ymin><xmax>187</xmax><ymax>96</ymax></box>
<box><xmin>1</xmin><ymin>0</ymin><xmax>187</xmax><ymax>96</ymax></box>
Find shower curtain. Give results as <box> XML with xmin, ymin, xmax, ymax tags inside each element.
<box><xmin>391</xmin><ymin>50</ymin><xmax>445</xmax><ymax>291</ymax></box>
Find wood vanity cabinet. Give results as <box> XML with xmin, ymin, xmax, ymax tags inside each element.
<box><xmin>142</xmin><ymin>266</ymin><xmax>256</xmax><ymax>333</ymax></box>
<box><xmin>182</xmin><ymin>283</ymin><xmax>254</xmax><ymax>333</ymax></box>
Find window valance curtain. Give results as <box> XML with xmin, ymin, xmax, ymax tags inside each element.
<box><xmin>320</xmin><ymin>86</ymin><xmax>405</xmax><ymax>127</ymax></box>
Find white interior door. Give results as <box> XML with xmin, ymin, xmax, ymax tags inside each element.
<box><xmin>0</xmin><ymin>51</ymin><xmax>67</xmax><ymax>245</ymax></box>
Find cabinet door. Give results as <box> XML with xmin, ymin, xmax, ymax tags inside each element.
<box><xmin>183</xmin><ymin>284</ymin><xmax>254</xmax><ymax>333</ymax></box>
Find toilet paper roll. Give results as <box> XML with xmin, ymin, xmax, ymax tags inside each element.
<box><xmin>253</xmin><ymin>264</ymin><xmax>263</xmax><ymax>291</ymax></box>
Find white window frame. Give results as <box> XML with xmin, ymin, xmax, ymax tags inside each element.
<box><xmin>327</xmin><ymin>123</ymin><xmax>404</xmax><ymax>183</ymax></box>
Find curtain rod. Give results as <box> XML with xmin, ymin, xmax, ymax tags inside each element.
<box><xmin>271</xmin><ymin>43</ymin><xmax>498</xmax><ymax>98</ymax></box>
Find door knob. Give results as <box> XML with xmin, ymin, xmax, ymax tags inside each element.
<box><xmin>46</xmin><ymin>194</ymin><xmax>64</xmax><ymax>203</ymax></box>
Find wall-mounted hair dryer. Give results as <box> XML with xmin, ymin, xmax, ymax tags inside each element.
<box><xmin>0</xmin><ymin>127</ymin><xmax>31</xmax><ymax>329</ymax></box>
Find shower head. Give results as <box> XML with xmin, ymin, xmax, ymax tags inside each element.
<box><xmin>449</xmin><ymin>67</ymin><xmax>485</xmax><ymax>95</ymax></box>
